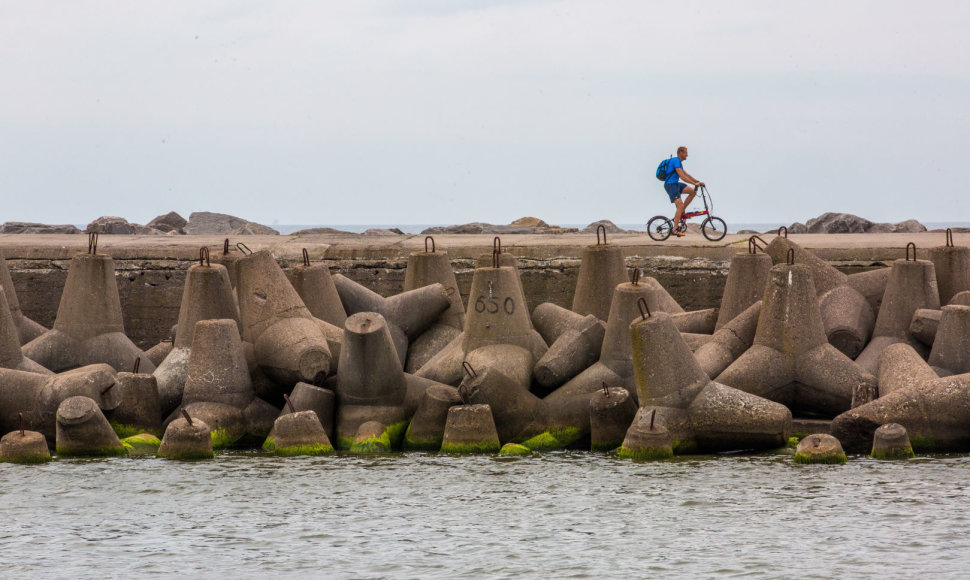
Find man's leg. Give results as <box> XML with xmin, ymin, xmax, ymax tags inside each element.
<box><xmin>682</xmin><ymin>185</ymin><xmax>697</xmax><ymax>211</ymax></box>
<box><xmin>672</xmin><ymin>198</ymin><xmax>685</xmax><ymax>224</ymax></box>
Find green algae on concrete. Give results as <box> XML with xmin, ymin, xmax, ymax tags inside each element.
<box><xmin>786</xmin><ymin>436</ymin><xmax>800</xmax><ymax>449</ymax></box>
<box><xmin>121</xmin><ymin>433</ymin><xmax>161</xmax><ymax>456</ymax></box>
<box><xmin>403</xmin><ymin>421</ymin><xmax>441</xmax><ymax>451</ymax></box>
<box><xmin>793</xmin><ymin>451</ymin><xmax>847</xmax><ymax>464</ymax></box>
<box><xmin>274</xmin><ymin>442</ymin><xmax>336</xmax><ymax>457</ymax></box>
<box><xmin>385</xmin><ymin>420</ymin><xmax>408</xmax><ymax>448</ymax></box>
<box><xmin>210</xmin><ymin>428</ymin><xmax>235</xmax><ymax>450</ymax></box>
<box><xmin>262</xmin><ymin>436</ymin><xmax>276</xmax><ymax>452</ymax></box>
<box><xmin>520</xmin><ymin>427</ymin><xmax>583</xmax><ymax>451</ymax></box>
<box><xmin>350</xmin><ymin>431</ymin><xmax>392</xmax><ymax>454</ymax></box>
<box><xmin>498</xmin><ymin>443</ymin><xmax>531</xmax><ymax>457</ymax></box>
<box><xmin>111</xmin><ymin>422</ymin><xmax>156</xmax><ymax>439</ymax></box>
<box><xmin>616</xmin><ymin>445</ymin><xmax>674</xmax><ymax>460</ymax></box>
<box><xmin>870</xmin><ymin>447</ymin><xmax>915</xmax><ymax>460</ymax></box>
<box><xmin>440</xmin><ymin>440</ymin><xmax>501</xmax><ymax>454</ymax></box>
<box><xmin>0</xmin><ymin>452</ymin><xmax>51</xmax><ymax>464</ymax></box>
<box><xmin>56</xmin><ymin>444</ymin><xmax>128</xmax><ymax>458</ymax></box>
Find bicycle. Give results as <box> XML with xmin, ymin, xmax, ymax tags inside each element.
<box><xmin>646</xmin><ymin>185</ymin><xmax>727</xmax><ymax>242</ymax></box>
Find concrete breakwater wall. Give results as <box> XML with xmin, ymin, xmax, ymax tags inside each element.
<box><xmin>1</xmin><ymin>233</ymin><xmax>893</xmax><ymax>349</ymax></box>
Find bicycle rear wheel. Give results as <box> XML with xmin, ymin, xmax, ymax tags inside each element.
<box><xmin>647</xmin><ymin>215</ymin><xmax>673</xmax><ymax>241</ymax></box>
<box><xmin>701</xmin><ymin>217</ymin><xmax>727</xmax><ymax>241</ymax></box>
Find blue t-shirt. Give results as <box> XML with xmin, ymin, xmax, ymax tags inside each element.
<box><xmin>664</xmin><ymin>158</ymin><xmax>682</xmax><ymax>185</ymax></box>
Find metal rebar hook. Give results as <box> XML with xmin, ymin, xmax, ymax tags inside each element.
<box><xmin>601</xmin><ymin>381</ymin><xmax>610</xmax><ymax>398</ymax></box>
<box><xmin>906</xmin><ymin>242</ymin><xmax>916</xmax><ymax>261</ymax></box>
<box><xmin>101</xmin><ymin>382</ymin><xmax>115</xmax><ymax>396</ymax></box>
<box><xmin>631</xmin><ymin>267</ymin><xmax>641</xmax><ymax>286</ymax></box>
<box><xmin>787</xmin><ymin>249</ymin><xmax>795</xmax><ymax>265</ymax></box>
<box><xmin>778</xmin><ymin>226</ymin><xmax>788</xmax><ymax>239</ymax></box>
<box><xmin>133</xmin><ymin>358</ymin><xmax>141</xmax><ymax>374</ymax></box>
<box><xmin>596</xmin><ymin>224</ymin><xmax>607</xmax><ymax>245</ymax></box>
<box><xmin>492</xmin><ymin>249</ymin><xmax>499</xmax><ymax>269</ymax></box>
<box><xmin>284</xmin><ymin>393</ymin><xmax>296</xmax><ymax>413</ymax></box>
<box><xmin>462</xmin><ymin>361</ymin><xmax>477</xmax><ymax>378</ymax></box>
<box><xmin>181</xmin><ymin>409</ymin><xmax>193</xmax><ymax>426</ymax></box>
<box><xmin>425</xmin><ymin>236</ymin><xmax>435</xmax><ymax>253</ymax></box>
<box><xmin>649</xmin><ymin>408</ymin><xmax>656</xmax><ymax>431</ymax></box>
<box><xmin>748</xmin><ymin>235</ymin><xmax>767</xmax><ymax>254</ymax></box>
<box><xmin>199</xmin><ymin>247</ymin><xmax>210</xmax><ymax>267</ymax></box>
<box><xmin>493</xmin><ymin>236</ymin><xmax>502</xmax><ymax>254</ymax></box>
<box><xmin>302</xmin><ymin>248</ymin><xmax>310</xmax><ymax>267</ymax></box>
<box><xmin>235</xmin><ymin>242</ymin><xmax>252</xmax><ymax>255</ymax></box>
<box><xmin>87</xmin><ymin>232</ymin><xmax>98</xmax><ymax>255</ymax></box>
<box><xmin>223</xmin><ymin>238</ymin><xmax>230</xmax><ymax>255</ymax></box>
<box><xmin>637</xmin><ymin>297</ymin><xmax>651</xmax><ymax>320</ymax></box>
<box><xmin>946</xmin><ymin>228</ymin><xmax>954</xmax><ymax>248</ymax></box>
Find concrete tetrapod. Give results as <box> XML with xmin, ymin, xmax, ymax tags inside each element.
<box><xmin>271</xmin><ymin>410</ymin><xmax>334</xmax><ymax>456</ymax></box>
<box><xmin>715</xmin><ymin>244</ymin><xmax>772</xmax><ymax>330</ymax></box>
<box><xmin>631</xmin><ymin>311</ymin><xmax>791</xmax><ymax>453</ymax></box>
<box><xmin>793</xmin><ymin>433</ymin><xmax>846</xmax><ymax>464</ymax></box>
<box><xmin>404</xmin><ymin>384</ymin><xmax>462</xmax><ymax>450</ymax></box>
<box><xmin>109</xmin><ymin>369</ymin><xmax>163</xmax><ymax>437</ymax></box>
<box><xmin>870</xmin><ymin>423</ymin><xmax>914</xmax><ymax>460</ymax></box>
<box><xmin>0</xmin><ymin>248</ymin><xmax>48</xmax><ymax>345</ymax></box>
<box><xmin>766</xmin><ymin>236</ymin><xmax>875</xmax><ymax>359</ymax></box>
<box><xmin>181</xmin><ymin>319</ymin><xmax>255</xmax><ymax>410</ymax></box>
<box><xmin>693</xmin><ymin>301</ymin><xmax>761</xmax><ymax>379</ymax></box>
<box><xmin>589</xmin><ymin>386</ymin><xmax>637</xmax><ymax>452</ymax></box>
<box><xmin>440</xmin><ymin>404</ymin><xmax>501</xmax><ymax>454</ymax></box>
<box><xmin>332</xmin><ymin>274</ymin><xmax>451</xmax><ymax>369</ymax></box>
<box><xmin>0</xmin><ymin>429</ymin><xmax>51</xmax><ymax>463</ymax></box>
<box><xmin>349</xmin><ymin>421</ymin><xmax>391</xmax><ymax>453</ymax></box>
<box><xmin>617</xmin><ymin>409</ymin><xmax>673</xmax><ymax>460</ymax></box>
<box><xmin>928</xmin><ymin>232</ymin><xmax>970</xmax><ymax>306</ymax></box>
<box><xmin>909</xmin><ymin>308</ymin><xmax>942</xmax><ymax>347</ymax></box>
<box><xmin>0</xmin><ymin>364</ymin><xmax>120</xmax><ymax>444</ymax></box>
<box><xmin>55</xmin><ymin>396</ymin><xmax>126</xmax><ymax>457</ymax></box>
<box><xmin>22</xmin><ymin>248</ymin><xmax>154</xmax><ymax>374</ymax></box>
<box><xmin>157</xmin><ymin>413</ymin><xmax>214</xmax><ymax>460</ymax></box>
<box><xmin>0</xmin><ymin>287</ymin><xmax>51</xmax><ymax>374</ymax></box>
<box><xmin>154</xmin><ymin>256</ymin><xmax>240</xmax><ymax>416</ymax></box>
<box><xmin>236</xmin><ymin>250</ymin><xmax>332</xmax><ymax>386</ymax></box>
<box><xmin>831</xmin><ymin>343</ymin><xmax>970</xmax><ymax>453</ymax></box>
<box><xmin>402</xmin><ymin>239</ymin><xmax>466</xmax><ymax>373</ymax></box>
<box><xmin>715</xmin><ymin>263</ymin><xmax>876</xmax><ymax>417</ymax></box>
<box><xmin>875</xmin><ymin>343</ymin><xmax>939</xmax><ymax>398</ymax></box>
<box><xmin>264</xmin><ymin>382</ymin><xmax>335</xmax><ymax>450</ymax></box>
<box><xmin>287</xmin><ymin>251</ymin><xmax>347</xmax><ymax>328</ymax></box>
<box><xmin>927</xmin><ymin>305</ymin><xmax>970</xmax><ymax>375</ymax></box>
<box><xmin>853</xmin><ymin>251</ymin><xmax>940</xmax><ymax>375</ymax></box>
<box><xmin>544</xmin><ymin>277</ymin><xmax>687</xmax><ymax>405</ymax></box>
<box><xmin>178</xmin><ymin>401</ymin><xmax>248</xmax><ymax>449</ymax></box>
<box><xmin>416</xmin><ymin>261</ymin><xmax>547</xmax><ymax>386</ymax></box>
<box><xmin>571</xmin><ymin>231</ymin><xmax>629</xmax><ymax>322</ymax></box>
<box><xmin>530</xmin><ymin>303</ymin><xmax>605</xmax><ymax>390</ymax></box>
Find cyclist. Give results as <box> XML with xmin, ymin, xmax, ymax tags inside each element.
<box><xmin>662</xmin><ymin>146</ymin><xmax>705</xmax><ymax>236</ymax></box>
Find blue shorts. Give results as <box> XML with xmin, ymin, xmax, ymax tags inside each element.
<box><xmin>664</xmin><ymin>182</ymin><xmax>687</xmax><ymax>203</ymax></box>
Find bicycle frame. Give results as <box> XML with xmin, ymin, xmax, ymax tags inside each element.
<box><xmin>679</xmin><ymin>187</ymin><xmax>713</xmax><ymax>223</ymax></box>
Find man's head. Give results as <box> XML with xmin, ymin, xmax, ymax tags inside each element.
<box><xmin>677</xmin><ymin>146</ymin><xmax>688</xmax><ymax>161</ymax></box>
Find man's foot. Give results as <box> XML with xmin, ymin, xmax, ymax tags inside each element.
<box><xmin>673</xmin><ymin>230</ymin><xmax>686</xmax><ymax>237</ymax></box>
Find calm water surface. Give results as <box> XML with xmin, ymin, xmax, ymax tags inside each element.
<box><xmin>2</xmin><ymin>451</ymin><xmax>969</xmax><ymax>578</ymax></box>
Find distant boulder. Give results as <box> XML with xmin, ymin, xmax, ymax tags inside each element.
<box><xmin>147</xmin><ymin>211</ymin><xmax>187</xmax><ymax>234</ymax></box>
<box><xmin>0</xmin><ymin>222</ymin><xmax>82</xmax><ymax>234</ymax></box>
<box><xmin>291</xmin><ymin>227</ymin><xmax>355</xmax><ymax>235</ymax></box>
<box><xmin>361</xmin><ymin>228</ymin><xmax>405</xmax><ymax>236</ymax></box>
<box><xmin>787</xmin><ymin>222</ymin><xmax>808</xmax><ymax>234</ymax></box>
<box><xmin>86</xmin><ymin>216</ymin><xmax>165</xmax><ymax>235</ymax></box>
<box><xmin>422</xmin><ymin>223</ymin><xmax>534</xmax><ymax>235</ymax></box>
<box><xmin>184</xmin><ymin>212</ymin><xmax>279</xmax><ymax>235</ymax></box>
<box><xmin>511</xmin><ymin>217</ymin><xmax>549</xmax><ymax>228</ymax></box>
<box><xmin>581</xmin><ymin>220</ymin><xmax>628</xmax><ymax>234</ymax></box>
<box><xmin>800</xmin><ymin>213</ymin><xmax>926</xmax><ymax>234</ymax></box>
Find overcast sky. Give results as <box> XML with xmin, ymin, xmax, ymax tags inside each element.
<box><xmin>2</xmin><ymin>1</ymin><xmax>968</xmax><ymax>228</ymax></box>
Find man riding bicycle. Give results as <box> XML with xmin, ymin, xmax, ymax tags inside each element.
<box><xmin>662</xmin><ymin>146</ymin><xmax>705</xmax><ymax>236</ymax></box>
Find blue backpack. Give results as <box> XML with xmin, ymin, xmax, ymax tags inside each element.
<box><xmin>656</xmin><ymin>157</ymin><xmax>672</xmax><ymax>181</ymax></box>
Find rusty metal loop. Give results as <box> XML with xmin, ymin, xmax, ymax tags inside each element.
<box><xmin>425</xmin><ymin>236</ymin><xmax>435</xmax><ymax>253</ymax></box>
<box><xmin>223</xmin><ymin>238</ymin><xmax>230</xmax><ymax>255</ymax></box>
<box><xmin>493</xmin><ymin>236</ymin><xmax>502</xmax><ymax>254</ymax></box>
<box><xmin>492</xmin><ymin>249</ymin><xmax>499</xmax><ymax>269</ymax></box>
<box><xmin>446</xmin><ymin>286</ymin><xmax>457</xmax><ymax>296</ymax></box>
<box><xmin>87</xmin><ymin>232</ymin><xmax>98</xmax><ymax>255</ymax></box>
<box><xmin>650</xmin><ymin>408</ymin><xmax>656</xmax><ymax>431</ymax></box>
<box><xmin>181</xmin><ymin>409</ymin><xmax>193</xmax><ymax>426</ymax></box>
<box><xmin>906</xmin><ymin>242</ymin><xmax>916</xmax><ymax>261</ymax></box>
<box><xmin>778</xmin><ymin>226</ymin><xmax>788</xmax><ymax>238</ymax></box>
<box><xmin>631</xmin><ymin>267</ymin><xmax>641</xmax><ymax>286</ymax></box>
<box><xmin>284</xmin><ymin>393</ymin><xmax>296</xmax><ymax>414</ymax></box>
<box><xmin>235</xmin><ymin>242</ymin><xmax>252</xmax><ymax>255</ymax></box>
<box><xmin>462</xmin><ymin>361</ymin><xmax>477</xmax><ymax>378</ymax></box>
<box><xmin>602</xmin><ymin>381</ymin><xmax>610</xmax><ymax>398</ymax></box>
<box><xmin>748</xmin><ymin>235</ymin><xmax>767</xmax><ymax>254</ymax></box>
<box><xmin>596</xmin><ymin>224</ymin><xmax>607</xmax><ymax>245</ymax></box>
<box><xmin>787</xmin><ymin>248</ymin><xmax>795</xmax><ymax>265</ymax></box>
<box><xmin>101</xmin><ymin>382</ymin><xmax>115</xmax><ymax>395</ymax></box>
<box><xmin>302</xmin><ymin>248</ymin><xmax>310</xmax><ymax>267</ymax></box>
<box><xmin>133</xmin><ymin>358</ymin><xmax>141</xmax><ymax>374</ymax></box>
<box><xmin>200</xmin><ymin>247</ymin><xmax>210</xmax><ymax>267</ymax></box>
<box><xmin>946</xmin><ymin>228</ymin><xmax>954</xmax><ymax>248</ymax></box>
<box><xmin>19</xmin><ymin>412</ymin><xmax>24</xmax><ymax>437</ymax></box>
<box><xmin>637</xmin><ymin>297</ymin><xmax>651</xmax><ymax>320</ymax></box>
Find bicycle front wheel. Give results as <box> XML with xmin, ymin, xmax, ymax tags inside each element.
<box><xmin>701</xmin><ymin>217</ymin><xmax>727</xmax><ymax>241</ymax></box>
<box><xmin>647</xmin><ymin>215</ymin><xmax>673</xmax><ymax>241</ymax></box>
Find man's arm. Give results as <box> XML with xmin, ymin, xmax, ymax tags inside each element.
<box><xmin>675</xmin><ymin>167</ymin><xmax>704</xmax><ymax>187</ymax></box>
